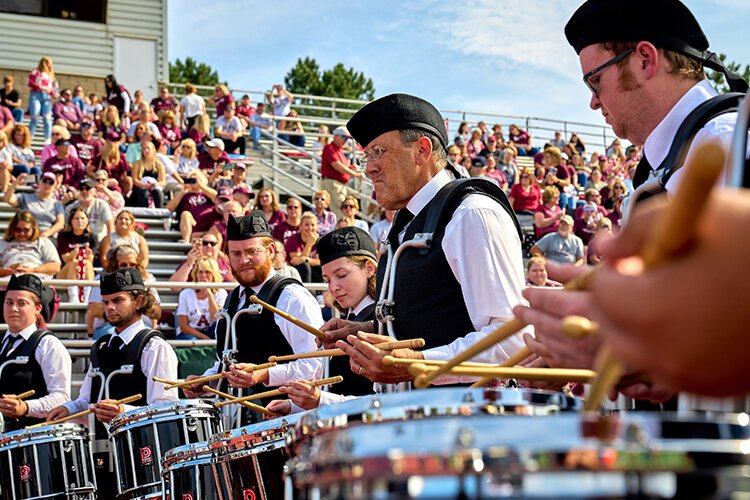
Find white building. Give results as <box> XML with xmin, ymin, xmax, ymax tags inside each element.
<box><xmin>0</xmin><ymin>0</ymin><xmax>167</xmax><ymax>101</ymax></box>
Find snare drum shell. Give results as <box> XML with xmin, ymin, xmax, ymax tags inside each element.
<box><xmin>0</xmin><ymin>423</ymin><xmax>96</xmax><ymax>500</ymax></box>
<box><xmin>162</xmin><ymin>442</ymin><xmax>226</xmax><ymax>500</ymax></box>
<box><xmin>109</xmin><ymin>399</ymin><xmax>222</xmax><ymax>500</ymax></box>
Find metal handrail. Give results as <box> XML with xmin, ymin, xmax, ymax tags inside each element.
<box><xmin>0</xmin><ymin>278</ymin><xmax>328</xmax><ymax>292</ymax></box>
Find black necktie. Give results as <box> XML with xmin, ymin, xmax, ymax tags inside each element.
<box><xmin>0</xmin><ymin>334</ymin><xmax>18</xmax><ymax>358</ymax></box>
<box><xmin>632</xmin><ymin>152</ymin><xmax>653</xmax><ymax>190</ymax></box>
<box><xmin>346</xmin><ymin>311</ymin><xmax>357</xmax><ymax>321</ymax></box>
<box><xmin>108</xmin><ymin>335</ymin><xmax>125</xmax><ymax>351</ymax></box>
<box><xmin>240</xmin><ymin>287</ymin><xmax>255</xmax><ymax>310</ymax></box>
<box><xmin>387</xmin><ymin>208</ymin><xmax>414</xmax><ymax>249</ymax></box>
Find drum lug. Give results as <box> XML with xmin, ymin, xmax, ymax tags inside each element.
<box><xmin>375</xmin><ymin>300</ymin><xmax>395</xmax><ymax>324</ymax></box>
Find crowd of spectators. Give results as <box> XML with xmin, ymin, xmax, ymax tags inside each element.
<box><xmin>0</xmin><ymin>56</ymin><xmax>639</xmax><ymax>334</ymax></box>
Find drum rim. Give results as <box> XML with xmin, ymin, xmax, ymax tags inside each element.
<box><xmin>109</xmin><ymin>399</ymin><xmax>221</xmax><ymax>434</ymax></box>
<box><xmin>0</xmin><ymin>422</ymin><xmax>89</xmax><ymax>449</ymax></box>
<box><xmin>161</xmin><ymin>440</ymin><xmax>213</xmax><ymax>469</ymax></box>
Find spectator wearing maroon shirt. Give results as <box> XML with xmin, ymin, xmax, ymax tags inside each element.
<box><xmin>320</xmin><ymin>126</ymin><xmax>364</xmax><ymax>220</ymax></box>
<box><xmin>150</xmin><ymin>86</ymin><xmax>178</xmax><ymax>116</ymax></box>
<box><xmin>573</xmin><ymin>189</ymin><xmax>607</xmax><ymax>245</ymax></box>
<box><xmin>197</xmin><ymin>138</ymin><xmax>229</xmax><ymax>173</ymax></box>
<box><xmin>96</xmin><ymin>105</ymin><xmax>127</xmax><ymax>147</ymax></box>
<box><xmin>88</xmin><ymin>132</ymin><xmax>130</xmax><ymax>194</ymax></box>
<box><xmin>254</xmin><ymin>187</ymin><xmax>286</xmax><ymax>231</ymax></box>
<box><xmin>158</xmin><ymin>110</ymin><xmax>182</xmax><ymax>152</ymax></box>
<box><xmin>285</xmin><ymin>211</ymin><xmax>321</xmax><ymax>282</ymax></box>
<box><xmin>104</xmin><ymin>74</ymin><xmax>131</xmax><ymax>116</ymax></box>
<box><xmin>508</xmin><ymin>170</ymin><xmax>541</xmax><ymax>214</ymax></box>
<box><xmin>71</xmin><ymin>119</ymin><xmax>102</xmax><ymax>166</ymax></box>
<box><xmin>209</xmin><ymin>84</ymin><xmax>234</xmax><ymax>119</ymax></box>
<box><xmin>466</xmin><ymin>129</ymin><xmax>485</xmax><ymax>159</ymax></box>
<box><xmin>508</xmin><ymin>123</ymin><xmax>539</xmax><ymax>156</ymax></box>
<box><xmin>52</xmin><ymin>88</ymin><xmax>83</xmax><ymax>131</ymax></box>
<box><xmin>43</xmin><ymin>139</ymin><xmax>85</xmax><ymax>188</ymax></box>
<box><xmin>192</xmin><ymin>187</ymin><xmax>232</xmax><ymax>237</ymax></box>
<box><xmin>166</xmin><ymin>169</ymin><xmax>217</xmax><ymax>243</ymax></box>
<box><xmin>272</xmin><ymin>197</ymin><xmax>303</xmax><ymax>245</ymax></box>
<box><xmin>236</xmin><ymin>94</ymin><xmax>255</xmax><ymax>128</ymax></box>
<box><xmin>534</xmin><ymin>186</ymin><xmax>563</xmax><ymax>240</ymax></box>
<box><xmin>204</xmin><ymin>200</ymin><xmax>244</xmax><ymax>254</ymax></box>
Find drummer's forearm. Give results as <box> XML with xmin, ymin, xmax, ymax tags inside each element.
<box><xmin>267</xmin><ymin>358</ymin><xmax>323</xmax><ymax>387</ymax></box>
<box><xmin>25</xmin><ymin>391</ymin><xmax>70</xmax><ymax>418</ymax></box>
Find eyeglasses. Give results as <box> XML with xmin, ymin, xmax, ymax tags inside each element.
<box><xmin>95</xmin><ymin>178</ymin><xmax>106</xmax><ymax>182</ymax></box>
<box><xmin>313</xmin><ymin>197</ymin><xmax>327</xmax><ymax>201</ymax></box>
<box><xmin>360</xmin><ymin>145</ymin><xmax>389</xmax><ymax>169</ymax></box>
<box><xmin>286</xmin><ymin>205</ymin><xmax>300</xmax><ymax>210</ymax></box>
<box><xmin>342</xmin><ymin>204</ymin><xmax>356</xmax><ymax>209</ymax></box>
<box><xmin>202</xmin><ymin>240</ymin><xmax>217</xmax><ymax>247</ymax></box>
<box><xmin>13</xmin><ymin>227</ymin><xmax>31</xmax><ymax>233</ymax></box>
<box><xmin>229</xmin><ymin>247</ymin><xmax>266</xmax><ymax>260</ymax></box>
<box><xmin>41</xmin><ymin>178</ymin><xmax>55</xmax><ymax>185</ymax></box>
<box><xmin>80</xmin><ymin>186</ymin><xmax>93</xmax><ymax>191</ymax></box>
<box><xmin>118</xmin><ymin>262</ymin><xmax>138</xmax><ymax>268</ymax></box>
<box><xmin>583</xmin><ymin>48</ymin><xmax>635</xmax><ymax>97</ymax></box>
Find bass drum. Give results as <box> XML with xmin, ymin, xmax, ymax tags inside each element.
<box><xmin>0</xmin><ymin>423</ymin><xmax>96</xmax><ymax>500</ymax></box>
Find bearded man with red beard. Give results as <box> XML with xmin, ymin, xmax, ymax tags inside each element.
<box><xmin>183</xmin><ymin>211</ymin><xmax>322</xmax><ymax>424</ymax></box>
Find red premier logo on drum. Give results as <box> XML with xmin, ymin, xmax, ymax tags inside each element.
<box><xmin>19</xmin><ymin>464</ymin><xmax>32</xmax><ymax>483</ymax></box>
<box><xmin>139</xmin><ymin>445</ymin><xmax>154</xmax><ymax>466</ymax></box>
<box><xmin>182</xmin><ymin>494</ymin><xmax>194</xmax><ymax>500</ymax></box>
<box><xmin>242</xmin><ymin>488</ymin><xmax>257</xmax><ymax>500</ymax></box>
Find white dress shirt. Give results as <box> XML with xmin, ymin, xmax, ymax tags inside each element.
<box><xmin>395</xmin><ymin>169</ymin><xmax>532</xmax><ymax>384</ymax></box>
<box><xmin>202</xmin><ymin>269</ymin><xmax>323</xmax><ymax>386</ymax></box>
<box><xmin>643</xmin><ymin>79</ymin><xmax>745</xmax><ymax>194</ymax></box>
<box><xmin>2</xmin><ymin>323</ymin><xmax>71</xmax><ymax>418</ymax></box>
<box><xmin>64</xmin><ymin>319</ymin><xmax>178</xmax><ymax>415</ymax></box>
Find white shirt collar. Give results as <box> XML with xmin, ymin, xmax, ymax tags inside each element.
<box><xmin>5</xmin><ymin>323</ymin><xmax>38</xmax><ymax>341</ymax></box>
<box><xmin>350</xmin><ymin>296</ymin><xmax>375</xmax><ymax>317</ymax></box>
<box><xmin>114</xmin><ymin>319</ymin><xmax>148</xmax><ymax>345</ymax></box>
<box><xmin>643</xmin><ymin>79</ymin><xmax>718</xmax><ymax>170</ymax></box>
<box><xmin>405</xmin><ymin>169</ymin><xmax>454</xmax><ymax>218</ymax></box>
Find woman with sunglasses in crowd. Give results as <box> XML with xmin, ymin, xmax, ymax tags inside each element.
<box><xmin>85</xmin><ymin>244</ymin><xmax>161</xmax><ymax>339</ymax></box>
<box><xmin>336</xmin><ymin>196</ymin><xmax>369</xmax><ymax>232</ymax></box>
<box><xmin>0</xmin><ymin>211</ymin><xmax>61</xmax><ymax>279</ymax></box>
<box><xmin>176</xmin><ymin>257</ymin><xmax>228</xmax><ymax>340</ymax></box>
<box><xmin>168</xmin><ymin>231</ymin><xmax>233</xmax><ymax>287</ymax></box>
<box><xmin>3</xmin><ymin>171</ymin><xmax>65</xmax><ymax>239</ymax></box>
<box><xmin>97</xmin><ymin>210</ymin><xmax>149</xmax><ymax>270</ymax></box>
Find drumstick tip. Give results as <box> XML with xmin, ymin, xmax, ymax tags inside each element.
<box><xmin>382</xmin><ymin>355</ymin><xmax>396</xmax><ymax>366</ymax></box>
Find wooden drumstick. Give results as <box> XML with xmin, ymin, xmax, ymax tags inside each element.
<box><xmin>469</xmin><ymin>346</ymin><xmax>534</xmax><ymax>388</ymax></box>
<box><xmin>561</xmin><ymin>316</ymin><xmax>600</xmax><ymax>339</ymax></box>
<box><xmin>584</xmin><ymin>141</ymin><xmax>726</xmax><ymax>412</ymax></box>
<box><xmin>8</xmin><ymin>389</ymin><xmax>36</xmax><ymax>400</ymax></box>
<box><xmin>382</xmin><ymin>356</ymin><xmax>503</xmax><ymax>368</ymax></box>
<box><xmin>27</xmin><ymin>393</ymin><xmax>143</xmax><ymax>429</ymax></box>
<box><xmin>269</xmin><ymin>338</ymin><xmax>426</xmax><ymax>363</ymax></box>
<box><xmin>414</xmin><ymin>269</ymin><xmax>597</xmax><ymax>389</ymax></box>
<box><xmin>202</xmin><ymin>386</ymin><xmax>279</xmax><ymax>418</ymax></box>
<box><xmin>214</xmin><ymin>375</ymin><xmax>344</xmax><ymax>408</ymax></box>
<box><xmin>160</xmin><ymin>362</ymin><xmax>277</xmax><ymax>391</ymax></box>
<box><xmin>409</xmin><ymin>364</ymin><xmax>596</xmax><ymax>384</ymax></box>
<box><xmin>249</xmin><ymin>295</ymin><xmax>326</xmax><ymax>340</ymax></box>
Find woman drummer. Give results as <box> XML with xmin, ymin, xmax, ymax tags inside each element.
<box><xmin>0</xmin><ymin>274</ymin><xmax>71</xmax><ymax>431</ymax></box>
<box><xmin>267</xmin><ymin>226</ymin><xmax>377</xmax><ymax>414</ymax></box>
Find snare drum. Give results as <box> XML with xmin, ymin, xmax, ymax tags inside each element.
<box><xmin>161</xmin><ymin>442</ymin><xmax>228</xmax><ymax>500</ymax></box>
<box><xmin>290</xmin><ymin>388</ymin><xmax>750</xmax><ymax>498</ymax></box>
<box><xmin>109</xmin><ymin>399</ymin><xmax>222</xmax><ymax>500</ymax></box>
<box><xmin>209</xmin><ymin>411</ymin><xmax>308</xmax><ymax>500</ymax></box>
<box><xmin>0</xmin><ymin>423</ymin><xmax>96</xmax><ymax>500</ymax></box>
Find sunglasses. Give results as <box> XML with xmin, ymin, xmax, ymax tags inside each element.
<box><xmin>41</xmin><ymin>178</ymin><xmax>55</xmax><ymax>185</ymax></box>
<box><xmin>287</xmin><ymin>205</ymin><xmax>300</xmax><ymax>210</ymax></box>
<box><xmin>313</xmin><ymin>197</ymin><xmax>327</xmax><ymax>201</ymax></box>
<box><xmin>13</xmin><ymin>227</ymin><xmax>31</xmax><ymax>233</ymax></box>
<box><xmin>80</xmin><ymin>186</ymin><xmax>93</xmax><ymax>191</ymax></box>
<box><xmin>118</xmin><ymin>262</ymin><xmax>138</xmax><ymax>268</ymax></box>
<box><xmin>342</xmin><ymin>204</ymin><xmax>356</xmax><ymax>209</ymax></box>
<box><xmin>202</xmin><ymin>240</ymin><xmax>217</xmax><ymax>247</ymax></box>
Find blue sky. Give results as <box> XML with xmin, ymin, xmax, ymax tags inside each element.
<box><xmin>169</xmin><ymin>0</ymin><xmax>750</xmax><ymax>142</ymax></box>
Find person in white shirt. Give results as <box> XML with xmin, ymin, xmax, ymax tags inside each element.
<box><xmin>47</xmin><ymin>268</ymin><xmax>178</xmax><ymax>425</ymax></box>
<box><xmin>368</xmin><ymin>208</ymin><xmax>394</xmax><ymax>253</ymax></box>
<box><xmin>179</xmin><ymin>83</ymin><xmax>205</xmax><ymax>130</ymax></box>
<box><xmin>269</xmin><ymin>84</ymin><xmax>292</xmax><ymax>118</ymax></box>
<box><xmin>0</xmin><ymin>274</ymin><xmax>71</xmax><ymax>431</ymax></box>
<box><xmin>266</xmin><ymin>226</ymin><xmax>378</xmax><ymax>415</ymax></box>
<box><xmin>324</xmin><ymin>94</ymin><xmax>530</xmax><ymax>386</ymax></box>
<box><xmin>176</xmin><ymin>257</ymin><xmax>228</xmax><ymax>339</ymax></box>
<box><xmin>182</xmin><ymin>212</ymin><xmax>322</xmax><ymax>424</ymax></box>
<box><xmin>214</xmin><ymin>104</ymin><xmax>246</xmax><ymax>154</ymax></box>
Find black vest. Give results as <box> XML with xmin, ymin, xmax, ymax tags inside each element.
<box><xmin>89</xmin><ymin>329</ymin><xmax>161</xmax><ymax>406</ymax></box>
<box><xmin>0</xmin><ymin>329</ymin><xmax>52</xmax><ymax>431</ymax></box>
<box><xmin>216</xmin><ymin>275</ymin><xmax>300</xmax><ymax>422</ymax></box>
<box><xmin>328</xmin><ymin>303</ymin><xmax>376</xmax><ymax>396</ymax></box>
<box><xmin>376</xmin><ymin>178</ymin><xmax>521</xmax><ymax>349</ymax></box>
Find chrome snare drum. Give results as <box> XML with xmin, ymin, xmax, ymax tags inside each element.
<box><xmin>161</xmin><ymin>441</ymin><xmax>227</xmax><ymax>500</ymax></box>
<box><xmin>0</xmin><ymin>423</ymin><xmax>96</xmax><ymax>500</ymax></box>
<box><xmin>291</xmin><ymin>390</ymin><xmax>750</xmax><ymax>498</ymax></box>
<box><xmin>209</xmin><ymin>411</ymin><xmax>309</xmax><ymax>500</ymax></box>
<box><xmin>288</xmin><ymin>387</ymin><xmax>582</xmax><ymax>498</ymax></box>
<box><xmin>109</xmin><ymin>399</ymin><xmax>222</xmax><ymax>500</ymax></box>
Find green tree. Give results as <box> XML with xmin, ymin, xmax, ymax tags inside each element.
<box><xmin>169</xmin><ymin>57</ymin><xmax>221</xmax><ymax>87</ymax></box>
<box><xmin>284</xmin><ymin>58</ymin><xmax>375</xmax><ymax>117</ymax></box>
<box><xmin>706</xmin><ymin>53</ymin><xmax>750</xmax><ymax>94</ymax></box>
